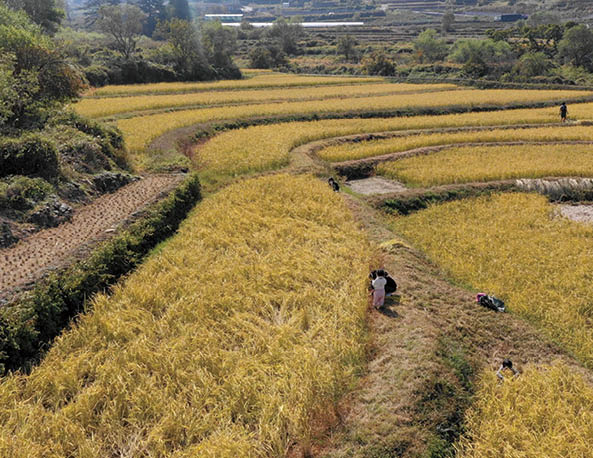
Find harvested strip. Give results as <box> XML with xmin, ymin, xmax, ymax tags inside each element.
<box><xmin>0</xmin><ymin>174</ymin><xmax>370</xmax><ymax>457</ymax></box>
<box><xmin>0</xmin><ymin>174</ymin><xmax>185</xmax><ymax>295</ymax></box>
<box><xmin>346</xmin><ymin>177</ymin><xmax>407</xmax><ymax>195</ymax></box>
<box><xmin>558</xmin><ymin>204</ymin><xmax>593</xmax><ymax>224</ymax></box>
<box><xmin>377</xmin><ymin>143</ymin><xmax>593</xmax><ymax>186</ymax></box>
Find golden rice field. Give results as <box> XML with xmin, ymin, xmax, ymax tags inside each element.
<box><xmin>457</xmin><ymin>363</ymin><xmax>593</xmax><ymax>457</ymax></box>
<box><xmin>76</xmin><ymin>83</ymin><xmax>459</xmax><ymax>119</ymax></box>
<box><xmin>91</xmin><ymin>73</ymin><xmax>385</xmax><ymax>96</ymax></box>
<box><xmin>376</xmin><ymin>144</ymin><xmax>593</xmax><ymax>186</ymax></box>
<box><xmin>318</xmin><ymin>125</ymin><xmax>593</xmax><ymax>162</ymax></box>
<box><xmin>118</xmin><ymin>89</ymin><xmax>593</xmax><ymax>156</ymax></box>
<box><xmin>0</xmin><ymin>174</ymin><xmax>370</xmax><ymax>456</ymax></box>
<box><xmin>392</xmin><ymin>192</ymin><xmax>593</xmax><ymax>368</ymax></box>
<box><xmin>194</xmin><ymin>104</ymin><xmax>590</xmax><ymax>179</ymax></box>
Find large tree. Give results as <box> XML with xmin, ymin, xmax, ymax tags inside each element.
<box><xmin>558</xmin><ymin>24</ymin><xmax>593</xmax><ymax>71</ymax></box>
<box><xmin>336</xmin><ymin>34</ymin><xmax>358</xmax><ymax>62</ymax></box>
<box><xmin>414</xmin><ymin>28</ymin><xmax>448</xmax><ymax>63</ymax></box>
<box><xmin>0</xmin><ymin>3</ymin><xmax>83</xmax><ymax>130</ymax></box>
<box><xmin>201</xmin><ymin>21</ymin><xmax>241</xmax><ymax>79</ymax></box>
<box><xmin>169</xmin><ymin>0</ymin><xmax>190</xmax><ymax>21</ymax></box>
<box><xmin>5</xmin><ymin>0</ymin><xmax>64</xmax><ymax>34</ymax></box>
<box><xmin>157</xmin><ymin>18</ymin><xmax>211</xmax><ymax>79</ymax></box>
<box><xmin>83</xmin><ymin>0</ymin><xmax>120</xmax><ymax>25</ymax></box>
<box><xmin>135</xmin><ymin>0</ymin><xmax>165</xmax><ymax>37</ymax></box>
<box><xmin>96</xmin><ymin>4</ymin><xmax>146</xmax><ymax>60</ymax></box>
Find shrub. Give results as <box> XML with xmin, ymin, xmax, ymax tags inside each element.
<box><xmin>84</xmin><ymin>64</ymin><xmax>110</xmax><ymax>87</ymax></box>
<box><xmin>0</xmin><ymin>134</ymin><xmax>59</xmax><ymax>179</ymax></box>
<box><xmin>0</xmin><ymin>176</ymin><xmax>53</xmax><ymax>211</ymax></box>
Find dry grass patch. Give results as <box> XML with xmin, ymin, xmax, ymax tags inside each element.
<box><xmin>0</xmin><ymin>174</ymin><xmax>371</xmax><ymax>457</ymax></box>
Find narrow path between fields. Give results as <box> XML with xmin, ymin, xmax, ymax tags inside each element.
<box><xmin>0</xmin><ymin>174</ymin><xmax>185</xmax><ymax>300</ymax></box>
<box><xmin>316</xmin><ymin>195</ymin><xmax>593</xmax><ymax>457</ymax></box>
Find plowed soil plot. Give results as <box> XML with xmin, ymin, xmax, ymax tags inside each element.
<box><xmin>0</xmin><ymin>174</ymin><xmax>185</xmax><ymax>297</ymax></box>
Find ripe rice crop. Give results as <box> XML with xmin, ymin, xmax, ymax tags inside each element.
<box><xmin>376</xmin><ymin>144</ymin><xmax>593</xmax><ymax>186</ymax></box>
<box><xmin>92</xmin><ymin>73</ymin><xmax>385</xmax><ymax>96</ymax></box>
<box><xmin>0</xmin><ymin>174</ymin><xmax>370</xmax><ymax>456</ymax></box>
<box><xmin>195</xmin><ymin>104</ymin><xmax>593</xmax><ymax>179</ymax></box>
<box><xmin>392</xmin><ymin>193</ymin><xmax>593</xmax><ymax>368</ymax></box>
<box><xmin>76</xmin><ymin>83</ymin><xmax>459</xmax><ymax>119</ymax></box>
<box><xmin>118</xmin><ymin>89</ymin><xmax>593</xmax><ymax>157</ymax></box>
<box><xmin>318</xmin><ymin>125</ymin><xmax>593</xmax><ymax>162</ymax></box>
<box><xmin>457</xmin><ymin>363</ymin><xmax>593</xmax><ymax>457</ymax></box>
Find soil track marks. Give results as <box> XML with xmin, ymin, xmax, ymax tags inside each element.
<box><xmin>0</xmin><ymin>174</ymin><xmax>185</xmax><ymax>298</ymax></box>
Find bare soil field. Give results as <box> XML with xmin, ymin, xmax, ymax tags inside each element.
<box><xmin>0</xmin><ymin>174</ymin><xmax>185</xmax><ymax>299</ymax></box>
<box><xmin>558</xmin><ymin>204</ymin><xmax>593</xmax><ymax>224</ymax></box>
<box><xmin>346</xmin><ymin>177</ymin><xmax>407</xmax><ymax>195</ymax></box>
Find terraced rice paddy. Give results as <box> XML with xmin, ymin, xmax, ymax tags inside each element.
<box><xmin>8</xmin><ymin>74</ymin><xmax>593</xmax><ymax>456</ymax></box>
<box><xmin>317</xmin><ymin>125</ymin><xmax>593</xmax><ymax>162</ymax></box>
<box><xmin>76</xmin><ymin>82</ymin><xmax>459</xmax><ymax>119</ymax></box>
<box><xmin>376</xmin><ymin>143</ymin><xmax>593</xmax><ymax>186</ymax></box>
<box><xmin>116</xmin><ymin>89</ymin><xmax>593</xmax><ymax>157</ymax></box>
<box><xmin>0</xmin><ymin>175</ymin><xmax>370</xmax><ymax>456</ymax></box>
<box><xmin>91</xmin><ymin>73</ymin><xmax>385</xmax><ymax>96</ymax></box>
<box><xmin>457</xmin><ymin>363</ymin><xmax>593</xmax><ymax>457</ymax></box>
<box><xmin>392</xmin><ymin>193</ymin><xmax>593</xmax><ymax>368</ymax></box>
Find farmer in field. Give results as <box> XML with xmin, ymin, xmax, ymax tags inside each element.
<box><xmin>370</xmin><ymin>269</ymin><xmax>388</xmax><ymax>309</ymax></box>
<box><xmin>560</xmin><ymin>102</ymin><xmax>568</xmax><ymax>122</ymax></box>
<box><xmin>328</xmin><ymin>177</ymin><xmax>340</xmax><ymax>192</ymax></box>
<box><xmin>496</xmin><ymin>358</ymin><xmax>520</xmax><ymax>382</ymax></box>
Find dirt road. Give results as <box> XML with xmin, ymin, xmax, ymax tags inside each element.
<box><xmin>0</xmin><ymin>174</ymin><xmax>185</xmax><ymax>298</ymax></box>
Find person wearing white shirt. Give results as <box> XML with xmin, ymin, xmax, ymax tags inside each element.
<box><xmin>371</xmin><ymin>269</ymin><xmax>388</xmax><ymax>309</ymax></box>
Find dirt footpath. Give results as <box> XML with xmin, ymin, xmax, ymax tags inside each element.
<box><xmin>0</xmin><ymin>174</ymin><xmax>185</xmax><ymax>299</ymax></box>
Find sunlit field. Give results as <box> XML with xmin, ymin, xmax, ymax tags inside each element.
<box><xmin>457</xmin><ymin>363</ymin><xmax>593</xmax><ymax>457</ymax></box>
<box><xmin>376</xmin><ymin>143</ymin><xmax>593</xmax><ymax>186</ymax></box>
<box><xmin>117</xmin><ymin>89</ymin><xmax>592</xmax><ymax>156</ymax></box>
<box><xmin>0</xmin><ymin>175</ymin><xmax>370</xmax><ymax>456</ymax></box>
<box><xmin>317</xmin><ymin>125</ymin><xmax>593</xmax><ymax>162</ymax></box>
<box><xmin>91</xmin><ymin>73</ymin><xmax>385</xmax><ymax>96</ymax></box>
<box><xmin>392</xmin><ymin>193</ymin><xmax>593</xmax><ymax>368</ymax></box>
<box><xmin>77</xmin><ymin>82</ymin><xmax>459</xmax><ymax>118</ymax></box>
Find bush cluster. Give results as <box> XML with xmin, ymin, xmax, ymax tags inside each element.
<box><xmin>0</xmin><ymin>173</ymin><xmax>201</xmax><ymax>374</ymax></box>
<box><xmin>0</xmin><ymin>176</ymin><xmax>53</xmax><ymax>211</ymax></box>
<box><xmin>0</xmin><ymin>134</ymin><xmax>59</xmax><ymax>180</ymax></box>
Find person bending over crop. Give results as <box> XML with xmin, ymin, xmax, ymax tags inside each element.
<box><xmin>496</xmin><ymin>358</ymin><xmax>519</xmax><ymax>382</ymax></box>
<box><xmin>560</xmin><ymin>102</ymin><xmax>568</xmax><ymax>122</ymax></box>
<box><xmin>371</xmin><ymin>269</ymin><xmax>387</xmax><ymax>309</ymax></box>
<box><xmin>328</xmin><ymin>177</ymin><xmax>340</xmax><ymax>192</ymax></box>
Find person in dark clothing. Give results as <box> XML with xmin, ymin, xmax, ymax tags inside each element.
<box><xmin>496</xmin><ymin>359</ymin><xmax>519</xmax><ymax>382</ymax></box>
<box><xmin>560</xmin><ymin>102</ymin><xmax>568</xmax><ymax>122</ymax></box>
<box><xmin>328</xmin><ymin>177</ymin><xmax>340</xmax><ymax>192</ymax></box>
